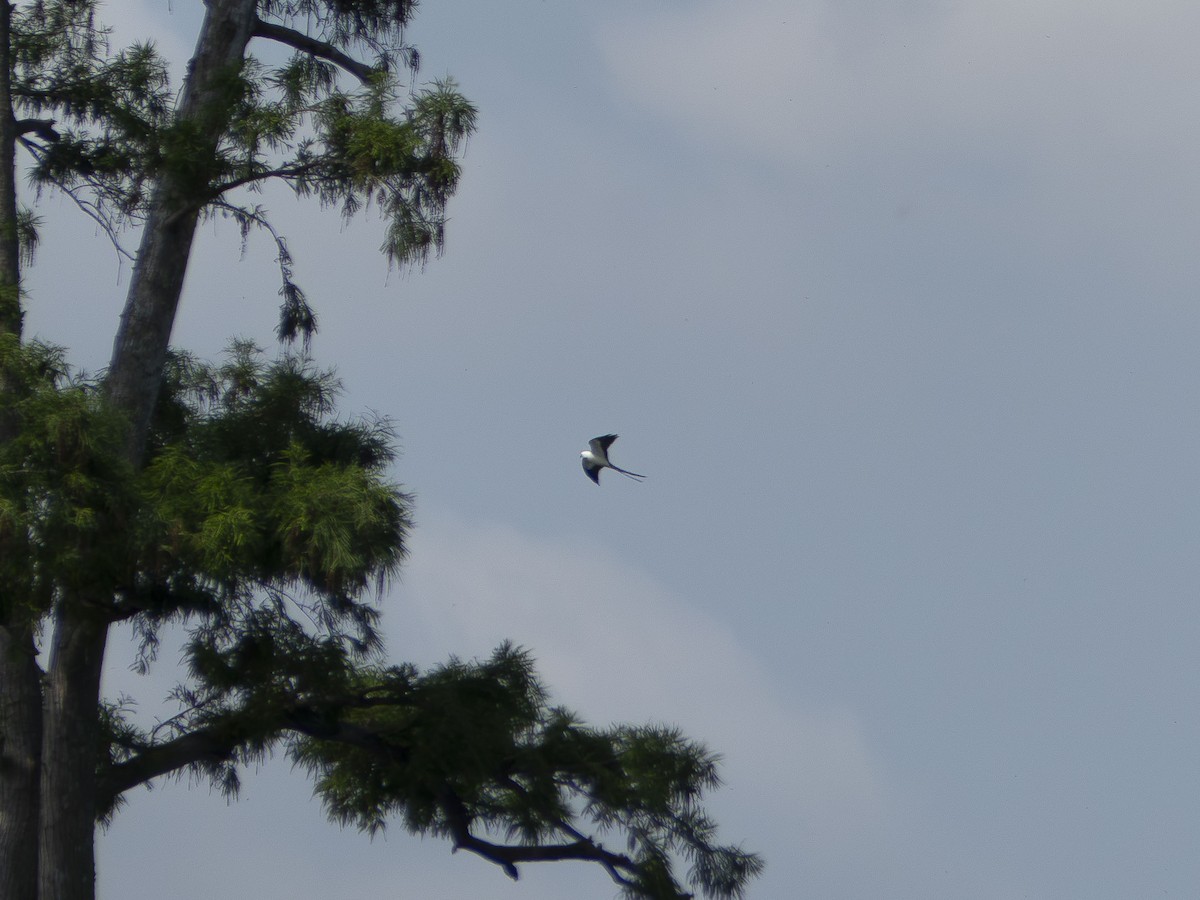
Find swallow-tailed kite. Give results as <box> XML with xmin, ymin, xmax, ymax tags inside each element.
<box><xmin>581</xmin><ymin>434</ymin><xmax>645</xmax><ymax>484</ymax></box>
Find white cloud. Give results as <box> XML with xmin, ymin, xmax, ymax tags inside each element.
<box><xmin>100</xmin><ymin>0</ymin><xmax>201</xmax><ymax>80</ymax></box>
<box><xmin>389</xmin><ymin>511</ymin><xmax>891</xmax><ymax>863</ymax></box>
<box><xmin>595</xmin><ymin>0</ymin><xmax>1200</xmax><ymax>178</ymax></box>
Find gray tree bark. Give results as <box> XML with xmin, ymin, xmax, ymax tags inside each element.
<box><xmin>105</xmin><ymin>0</ymin><xmax>259</xmax><ymax>459</ymax></box>
<box><xmin>0</xmin><ymin>627</ymin><xmax>42</xmax><ymax>900</ymax></box>
<box><xmin>37</xmin><ymin>611</ymin><xmax>108</xmax><ymax>900</ymax></box>
<box><xmin>0</xmin><ymin>1</ymin><xmax>42</xmax><ymax>897</ymax></box>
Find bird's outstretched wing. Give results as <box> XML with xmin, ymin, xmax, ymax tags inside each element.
<box><xmin>589</xmin><ymin>434</ymin><xmax>619</xmax><ymax>456</ymax></box>
<box><xmin>582</xmin><ymin>457</ymin><xmax>602</xmax><ymax>484</ymax></box>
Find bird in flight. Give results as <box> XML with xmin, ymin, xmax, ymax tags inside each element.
<box><xmin>581</xmin><ymin>434</ymin><xmax>646</xmax><ymax>484</ymax></box>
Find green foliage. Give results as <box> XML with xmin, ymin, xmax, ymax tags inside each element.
<box><xmin>238</xmin><ymin>73</ymin><xmax>476</xmax><ymax>272</ymax></box>
<box><xmin>290</xmin><ymin>644</ymin><xmax>764</xmax><ymax>899</ymax></box>
<box><xmin>134</xmin><ymin>342</ymin><xmax>410</xmax><ymax>647</ymax></box>
<box><xmin>0</xmin><ymin>336</ymin><xmax>409</xmax><ymax>644</ymax></box>
<box><xmin>10</xmin><ymin>0</ymin><xmax>476</xmax><ymax>342</ymax></box>
<box><xmin>0</xmin><ymin>335</ymin><xmax>133</xmax><ymax>621</ymax></box>
<box><xmin>13</xmin><ymin>1</ymin><xmax>171</xmax><ymax>220</ymax></box>
<box><xmin>262</xmin><ymin>0</ymin><xmax>419</xmax><ymax>53</ymax></box>
<box><xmin>117</xmin><ymin>622</ymin><xmax>762</xmax><ymax>898</ymax></box>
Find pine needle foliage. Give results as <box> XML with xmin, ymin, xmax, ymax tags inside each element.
<box><xmin>0</xmin><ymin>335</ymin><xmax>132</xmax><ymax>622</ymax></box>
<box><xmin>287</xmin><ymin>643</ymin><xmax>765</xmax><ymax>899</ymax></box>
<box><xmin>0</xmin><ymin>335</ymin><xmax>408</xmax><ymax>639</ymax></box>
<box><xmin>12</xmin><ymin>0</ymin><xmax>171</xmax><ymax>224</ymax></box>
<box><xmin>11</xmin><ymin>0</ymin><xmax>476</xmax><ymax>340</ymax></box>
<box><xmin>133</xmin><ymin>341</ymin><xmax>410</xmax><ymax>647</ymax></box>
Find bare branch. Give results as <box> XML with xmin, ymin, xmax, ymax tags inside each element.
<box><xmin>208</xmin><ymin>199</ymin><xmax>317</xmax><ymax>345</ymax></box>
<box><xmin>437</xmin><ymin>787</ymin><xmax>662</xmax><ymax>893</ymax></box>
<box><xmin>496</xmin><ymin>773</ymin><xmax>649</xmax><ymax>891</ymax></box>
<box><xmin>18</xmin><ymin>136</ymin><xmax>136</xmax><ymax>262</ymax></box>
<box><xmin>159</xmin><ymin>159</ymin><xmax>322</xmax><ymax>229</ymax></box>
<box><xmin>98</xmin><ymin>721</ymin><xmax>256</xmax><ymax>803</ymax></box>
<box><xmin>207</xmin><ymin>159</ymin><xmax>323</xmax><ymax>198</ymax></box>
<box><xmin>253</xmin><ymin>18</ymin><xmax>377</xmax><ymax>82</ymax></box>
<box><xmin>97</xmin><ymin>698</ymin><xmax>406</xmax><ymax>810</ymax></box>
<box><xmin>16</xmin><ymin>118</ymin><xmax>58</xmax><ymax>142</ymax></box>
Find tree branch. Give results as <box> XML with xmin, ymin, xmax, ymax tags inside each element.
<box><xmin>495</xmin><ymin>773</ymin><xmax>659</xmax><ymax>892</ymax></box>
<box><xmin>253</xmin><ymin>18</ymin><xmax>376</xmax><ymax>82</ymax></box>
<box><xmin>158</xmin><ymin>159</ymin><xmax>324</xmax><ymax>229</ymax></box>
<box><xmin>280</xmin><ymin>706</ymin><xmax>406</xmax><ymax>759</ymax></box>
<box><xmin>15</xmin><ymin>118</ymin><xmax>57</xmax><ymax>142</ymax></box>
<box><xmin>99</xmin><ymin>723</ymin><xmax>250</xmax><ymax>803</ymax></box>
<box><xmin>207</xmin><ymin>159</ymin><xmax>324</xmax><ymax>199</ymax></box>
<box><xmin>437</xmin><ymin>787</ymin><xmax>658</xmax><ymax>892</ymax></box>
<box><xmin>97</xmin><ymin>699</ymin><xmax>407</xmax><ymax>809</ymax></box>
<box><xmin>18</xmin><ymin>136</ymin><xmax>137</xmax><ymax>262</ymax></box>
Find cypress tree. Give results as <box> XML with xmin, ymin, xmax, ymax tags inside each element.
<box><xmin>0</xmin><ymin>5</ymin><xmax>762</xmax><ymax>900</ymax></box>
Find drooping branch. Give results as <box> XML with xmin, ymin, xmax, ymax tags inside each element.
<box><xmin>208</xmin><ymin>198</ymin><xmax>317</xmax><ymax>344</ymax></box>
<box><xmin>19</xmin><ymin>137</ymin><xmax>135</xmax><ymax>262</ymax></box>
<box><xmin>101</xmin><ymin>691</ymin><xmax>653</xmax><ymax>890</ymax></box>
<box><xmin>252</xmin><ymin>18</ymin><xmax>377</xmax><ymax>82</ymax></box>
<box><xmin>102</xmin><ymin>712</ymin><xmax>663</xmax><ymax>893</ymax></box>
<box><xmin>436</xmin><ymin>786</ymin><xmax>675</xmax><ymax>895</ymax></box>
<box><xmin>494</xmin><ymin>772</ymin><xmax>658</xmax><ymax>892</ymax></box>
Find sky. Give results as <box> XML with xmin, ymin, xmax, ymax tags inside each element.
<box><xmin>20</xmin><ymin>1</ymin><xmax>1200</xmax><ymax>897</ymax></box>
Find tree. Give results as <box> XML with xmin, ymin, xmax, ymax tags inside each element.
<box><xmin>0</xmin><ymin>4</ymin><xmax>763</xmax><ymax>900</ymax></box>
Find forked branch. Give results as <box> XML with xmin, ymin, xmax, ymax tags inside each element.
<box><xmin>436</xmin><ymin>787</ymin><xmax>689</xmax><ymax>896</ymax></box>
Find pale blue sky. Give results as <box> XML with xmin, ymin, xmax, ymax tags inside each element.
<box><xmin>25</xmin><ymin>1</ymin><xmax>1200</xmax><ymax>897</ymax></box>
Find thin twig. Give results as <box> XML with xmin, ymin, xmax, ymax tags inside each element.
<box><xmin>19</xmin><ymin>136</ymin><xmax>137</xmax><ymax>263</ymax></box>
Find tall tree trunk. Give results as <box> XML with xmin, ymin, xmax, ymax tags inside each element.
<box><xmin>106</xmin><ymin>0</ymin><xmax>258</xmax><ymax>458</ymax></box>
<box><xmin>0</xmin><ymin>1</ymin><xmax>42</xmax><ymax>898</ymax></box>
<box><xmin>0</xmin><ymin>0</ymin><xmax>21</xmax><ymax>339</ymax></box>
<box><xmin>37</xmin><ymin>4</ymin><xmax>258</xmax><ymax>900</ymax></box>
<box><xmin>37</xmin><ymin>610</ymin><xmax>108</xmax><ymax>900</ymax></box>
<box><xmin>0</xmin><ymin>626</ymin><xmax>42</xmax><ymax>900</ymax></box>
